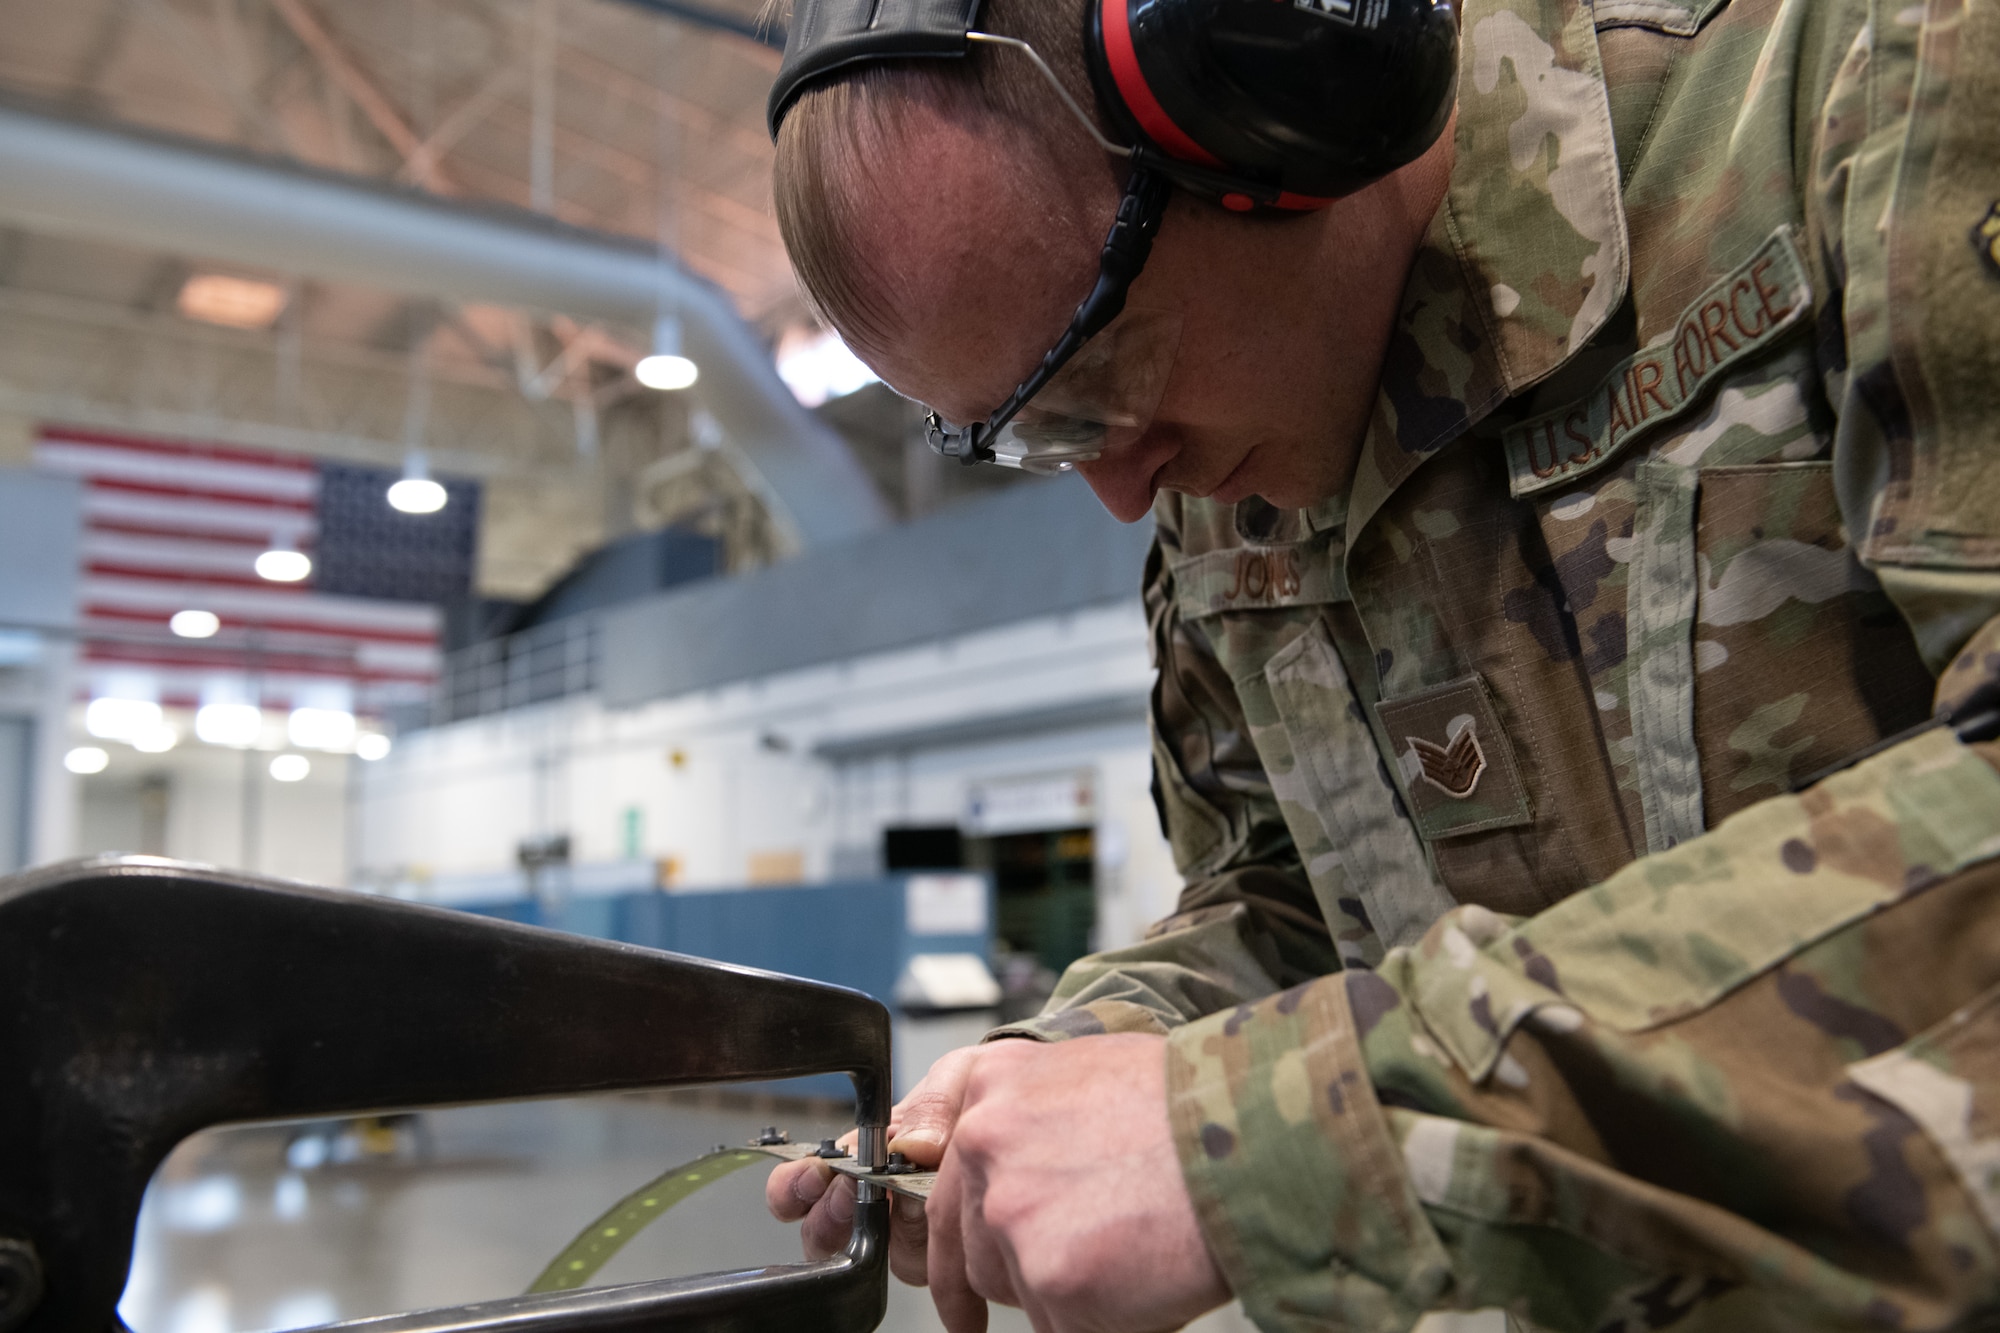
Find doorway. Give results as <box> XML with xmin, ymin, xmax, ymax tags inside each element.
<box><xmin>966</xmin><ymin>827</ymin><xmax>1094</xmax><ymax>1019</ymax></box>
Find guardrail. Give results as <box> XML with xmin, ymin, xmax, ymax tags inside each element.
<box><xmin>429</xmin><ymin>616</ymin><xmax>599</xmax><ymax>726</ymax></box>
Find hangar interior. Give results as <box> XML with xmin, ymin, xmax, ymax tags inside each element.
<box><xmin>0</xmin><ymin>1</ymin><xmax>1237</xmax><ymax>1329</ymax></box>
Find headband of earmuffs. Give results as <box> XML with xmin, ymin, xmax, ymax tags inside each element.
<box><xmin>767</xmin><ymin>0</ymin><xmax>1457</xmax><ymax>208</ymax></box>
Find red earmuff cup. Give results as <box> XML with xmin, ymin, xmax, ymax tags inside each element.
<box><xmin>1098</xmin><ymin>0</ymin><xmax>1337</xmax><ymax>211</ymax></box>
<box><xmin>1098</xmin><ymin>0</ymin><xmax>1223</xmax><ymax>169</ymax></box>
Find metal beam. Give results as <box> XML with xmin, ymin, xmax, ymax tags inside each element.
<box><xmin>0</xmin><ymin>102</ymin><xmax>888</xmax><ymax>547</ymax></box>
<box><xmin>272</xmin><ymin>0</ymin><xmax>461</xmax><ymax>194</ymax></box>
<box><xmin>610</xmin><ymin>0</ymin><xmax>786</xmax><ymax>50</ymax></box>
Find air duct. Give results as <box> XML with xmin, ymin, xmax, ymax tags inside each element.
<box><xmin>0</xmin><ymin>102</ymin><xmax>890</xmax><ymax>547</ymax></box>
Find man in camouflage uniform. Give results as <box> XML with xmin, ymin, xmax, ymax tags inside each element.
<box><xmin>764</xmin><ymin>0</ymin><xmax>2000</xmax><ymax>1327</ymax></box>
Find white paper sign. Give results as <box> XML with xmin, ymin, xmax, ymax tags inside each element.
<box><xmin>894</xmin><ymin>953</ymin><xmax>1002</xmax><ymax>1009</ymax></box>
<box><xmin>906</xmin><ymin>873</ymin><xmax>987</xmax><ymax>936</ymax></box>
<box><xmin>964</xmin><ymin>771</ymin><xmax>1094</xmax><ymax>835</ymax></box>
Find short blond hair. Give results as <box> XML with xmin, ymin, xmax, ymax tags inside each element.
<box><xmin>772</xmin><ymin>0</ymin><xmax>1109</xmax><ymax>350</ymax></box>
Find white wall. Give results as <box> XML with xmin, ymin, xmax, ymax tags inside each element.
<box><xmin>356</xmin><ymin>600</ymin><xmax>1187</xmax><ymax>950</ymax></box>
<box><xmin>70</xmin><ymin>736</ymin><xmax>352</xmax><ymax>885</ymax></box>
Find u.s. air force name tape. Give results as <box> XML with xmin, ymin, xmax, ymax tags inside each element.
<box><xmin>1503</xmin><ymin>227</ymin><xmax>1811</xmax><ymax>499</ymax></box>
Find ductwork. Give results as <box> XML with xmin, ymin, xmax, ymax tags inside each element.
<box><xmin>0</xmin><ymin>102</ymin><xmax>890</xmax><ymax>547</ymax></box>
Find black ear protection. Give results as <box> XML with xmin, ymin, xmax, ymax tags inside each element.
<box><xmin>767</xmin><ymin>0</ymin><xmax>1458</xmax><ymax>468</ymax></box>
<box><xmin>767</xmin><ymin>0</ymin><xmax>1458</xmax><ymax>209</ymax></box>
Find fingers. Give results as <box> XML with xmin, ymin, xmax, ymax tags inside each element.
<box><xmin>948</xmin><ymin>1098</ymin><xmax>1025</xmax><ymax>1319</ymax></box>
<box><xmin>888</xmin><ymin>1192</ymin><xmax>930</xmax><ymax>1287</ymax></box>
<box><xmin>763</xmin><ymin>1151</ymin><xmax>855</xmax><ymax>1262</ymax></box>
<box><xmin>799</xmin><ymin>1174</ymin><xmax>857</xmax><ymax>1261</ymax></box>
<box><xmin>925</xmin><ymin>1143</ymin><xmax>989</xmax><ymax>1333</ymax></box>
<box><xmin>764</xmin><ymin>1155</ymin><xmax>834</xmax><ymax>1222</ymax></box>
<box><xmin>889</xmin><ymin>1044</ymin><xmax>984</xmax><ymax>1167</ymax></box>
<box><xmin>767</xmin><ymin>1046</ymin><xmax>996</xmax><ymax>1304</ymax></box>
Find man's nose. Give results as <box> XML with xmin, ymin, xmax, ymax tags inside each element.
<box><xmin>1076</xmin><ymin>430</ymin><xmax>1177</xmax><ymax>523</ymax></box>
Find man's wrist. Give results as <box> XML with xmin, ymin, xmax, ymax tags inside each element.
<box><xmin>1165</xmin><ymin>976</ymin><xmax>1451</xmax><ymax>1333</ymax></box>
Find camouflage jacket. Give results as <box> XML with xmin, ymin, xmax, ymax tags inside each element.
<box><xmin>989</xmin><ymin>0</ymin><xmax>2000</xmax><ymax>1325</ymax></box>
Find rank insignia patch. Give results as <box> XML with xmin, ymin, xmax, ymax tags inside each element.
<box><xmin>1377</xmin><ymin>674</ymin><xmax>1531</xmax><ymax>840</ymax></box>
<box><xmin>1975</xmin><ymin>202</ymin><xmax>2000</xmax><ymax>280</ymax></box>
<box><xmin>1408</xmin><ymin>717</ymin><xmax>1487</xmax><ymax>799</ymax></box>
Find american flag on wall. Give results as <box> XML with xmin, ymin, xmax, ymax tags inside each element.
<box><xmin>34</xmin><ymin>426</ymin><xmax>478</xmax><ymax>717</ymax></box>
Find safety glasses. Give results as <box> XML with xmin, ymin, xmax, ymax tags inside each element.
<box><xmin>927</xmin><ymin>299</ymin><xmax>1182</xmax><ymax>475</ymax></box>
<box><xmin>923</xmin><ymin>35</ymin><xmax>1180</xmax><ymax>474</ymax></box>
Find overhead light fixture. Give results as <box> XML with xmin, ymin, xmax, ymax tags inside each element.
<box><xmin>85</xmin><ymin>697</ymin><xmax>162</xmax><ymax>743</ymax></box>
<box><xmin>178</xmin><ymin>273</ymin><xmax>289</xmax><ymax>330</ymax></box>
<box><xmin>387</xmin><ymin>454</ymin><xmax>447</xmax><ymax>515</ymax></box>
<box><xmin>196</xmin><ymin>703</ymin><xmax>264</xmax><ymax>748</ymax></box>
<box><xmin>255</xmin><ymin>547</ymin><xmax>312</xmax><ymax>583</ymax></box>
<box><xmin>288</xmin><ymin>707</ymin><xmax>356</xmax><ymax>752</ymax></box>
<box><xmin>65</xmin><ymin>746</ymin><xmax>110</xmax><ymax>775</ymax></box>
<box><xmin>355</xmin><ymin>732</ymin><xmax>393</xmax><ymax>762</ymax></box>
<box><xmin>270</xmin><ymin>753</ymin><xmax>311</xmax><ymax>782</ymax></box>
<box><xmin>131</xmin><ymin>723</ymin><xmax>179</xmax><ymax>754</ymax></box>
<box><xmin>170</xmin><ymin>609</ymin><xmax>221</xmax><ymax>639</ymax></box>
<box><xmin>636</xmin><ymin>314</ymin><xmax>698</xmax><ymax>391</ymax></box>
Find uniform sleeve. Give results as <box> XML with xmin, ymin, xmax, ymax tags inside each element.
<box><xmin>1810</xmin><ymin>0</ymin><xmax>2000</xmax><ymax>702</ymax></box>
<box><xmin>1167</xmin><ymin>727</ymin><xmax>2000</xmax><ymax>1332</ymax></box>
<box><xmin>988</xmin><ymin>502</ymin><xmax>1342</xmax><ymax>1044</ymax></box>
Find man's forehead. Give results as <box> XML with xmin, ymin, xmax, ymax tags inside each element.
<box><xmin>870</xmin><ymin>123</ymin><xmax>1099</xmax><ymax>288</ymax></box>
<box><xmin>844</xmin><ymin>119</ymin><xmax>1110</xmax><ymax>413</ymax></box>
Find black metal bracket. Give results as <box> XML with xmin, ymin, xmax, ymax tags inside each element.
<box><xmin>0</xmin><ymin>856</ymin><xmax>893</xmax><ymax>1333</ymax></box>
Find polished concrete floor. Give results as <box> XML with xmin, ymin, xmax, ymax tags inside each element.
<box><xmin>118</xmin><ymin>1091</ymin><xmax>1260</xmax><ymax>1333</ymax></box>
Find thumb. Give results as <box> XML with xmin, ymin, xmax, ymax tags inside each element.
<box><xmin>887</xmin><ymin>1044</ymin><xmax>985</xmax><ymax>1168</ymax></box>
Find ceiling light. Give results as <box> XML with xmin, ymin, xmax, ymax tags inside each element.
<box><xmin>131</xmin><ymin>723</ymin><xmax>179</xmax><ymax>754</ymax></box>
<box><xmin>270</xmin><ymin>753</ymin><xmax>311</xmax><ymax>782</ymax></box>
<box><xmin>288</xmin><ymin>707</ymin><xmax>356</xmax><ymax>751</ymax></box>
<box><xmin>170</xmin><ymin>609</ymin><xmax>221</xmax><ymax>639</ymax></box>
<box><xmin>65</xmin><ymin>746</ymin><xmax>110</xmax><ymax>775</ymax></box>
<box><xmin>196</xmin><ymin>703</ymin><xmax>264</xmax><ymax>748</ymax></box>
<box><xmin>636</xmin><ymin>355</ymin><xmax>698</xmax><ymax>391</ymax></box>
<box><xmin>387</xmin><ymin>454</ymin><xmax>447</xmax><ymax>515</ymax></box>
<box><xmin>255</xmin><ymin>548</ymin><xmax>312</xmax><ymax>583</ymax></box>
<box><xmin>388</xmin><ymin>477</ymin><xmax>447</xmax><ymax>514</ymax></box>
<box><xmin>86</xmin><ymin>697</ymin><xmax>162</xmax><ymax>742</ymax></box>
<box><xmin>178</xmin><ymin>273</ymin><xmax>289</xmax><ymax>330</ymax></box>
<box><xmin>355</xmin><ymin>732</ymin><xmax>392</xmax><ymax>762</ymax></box>
<box><xmin>636</xmin><ymin>314</ymin><xmax>698</xmax><ymax>391</ymax></box>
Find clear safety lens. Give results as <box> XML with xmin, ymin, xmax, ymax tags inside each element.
<box><xmin>983</xmin><ymin>307</ymin><xmax>1182</xmax><ymax>474</ymax></box>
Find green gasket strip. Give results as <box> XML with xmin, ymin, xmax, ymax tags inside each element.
<box><xmin>526</xmin><ymin>1148</ymin><xmax>769</xmax><ymax>1293</ymax></box>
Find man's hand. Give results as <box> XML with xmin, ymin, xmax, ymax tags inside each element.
<box><xmin>767</xmin><ymin>1034</ymin><xmax>1228</xmax><ymax>1331</ymax></box>
<box><xmin>764</xmin><ymin>1043</ymin><xmax>988</xmax><ymax>1284</ymax></box>
<box><xmin>927</xmin><ymin>1034</ymin><xmax>1228</xmax><ymax>1333</ymax></box>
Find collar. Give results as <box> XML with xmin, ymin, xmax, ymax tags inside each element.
<box><xmin>1339</xmin><ymin>0</ymin><xmax>1630</xmax><ymax>541</ymax></box>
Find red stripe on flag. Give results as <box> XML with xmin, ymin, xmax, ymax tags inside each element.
<box><xmin>40</xmin><ymin>425</ymin><xmax>321</xmax><ymax>473</ymax></box>
<box><xmin>86</xmin><ymin>561</ymin><xmax>312</xmax><ymax>590</ymax></box>
<box><xmin>86</xmin><ymin>475</ymin><xmax>317</xmax><ymax>512</ymax></box>
<box><xmin>82</xmin><ymin>604</ymin><xmax>440</xmax><ymax>646</ymax></box>
<box><xmin>84</xmin><ymin>517</ymin><xmax>277</xmax><ymax>548</ymax></box>
<box><xmin>83</xmin><ymin>642</ymin><xmax>435</xmax><ymax>684</ymax></box>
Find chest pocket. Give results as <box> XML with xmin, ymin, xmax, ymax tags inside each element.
<box><xmin>1593</xmin><ymin>0</ymin><xmax>1725</xmax><ymax>36</ymax></box>
<box><xmin>1262</xmin><ymin>621</ymin><xmax>1460</xmax><ymax>952</ymax></box>
<box><xmin>1174</xmin><ymin>523</ymin><xmax>1460</xmax><ymax>954</ymax></box>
